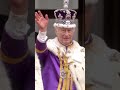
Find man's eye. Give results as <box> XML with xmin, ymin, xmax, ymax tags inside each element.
<box><xmin>68</xmin><ymin>30</ymin><xmax>71</xmax><ymax>32</ymax></box>
<box><xmin>62</xmin><ymin>29</ymin><xmax>65</xmax><ymax>32</ymax></box>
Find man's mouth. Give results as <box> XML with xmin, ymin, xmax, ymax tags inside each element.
<box><xmin>64</xmin><ymin>38</ymin><xmax>69</xmax><ymax>40</ymax></box>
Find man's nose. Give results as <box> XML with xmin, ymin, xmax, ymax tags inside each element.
<box><xmin>64</xmin><ymin>30</ymin><xmax>69</xmax><ymax>35</ymax></box>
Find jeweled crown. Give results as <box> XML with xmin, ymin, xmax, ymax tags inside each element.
<box><xmin>53</xmin><ymin>0</ymin><xmax>77</xmax><ymax>28</ymax></box>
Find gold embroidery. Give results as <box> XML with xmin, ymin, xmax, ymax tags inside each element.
<box><xmin>57</xmin><ymin>48</ymin><xmax>74</xmax><ymax>90</ymax></box>
<box><xmin>57</xmin><ymin>49</ymin><xmax>63</xmax><ymax>90</ymax></box>
<box><xmin>35</xmin><ymin>47</ymin><xmax>47</xmax><ymax>53</ymax></box>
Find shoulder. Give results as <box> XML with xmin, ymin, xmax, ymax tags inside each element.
<box><xmin>71</xmin><ymin>40</ymin><xmax>85</xmax><ymax>63</ymax></box>
<box><xmin>73</xmin><ymin>40</ymin><xmax>85</xmax><ymax>52</ymax></box>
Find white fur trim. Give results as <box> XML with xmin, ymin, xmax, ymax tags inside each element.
<box><xmin>35</xmin><ymin>52</ymin><xmax>44</xmax><ymax>90</ymax></box>
<box><xmin>53</xmin><ymin>23</ymin><xmax>76</xmax><ymax>28</ymax></box>
<box><xmin>69</xmin><ymin>62</ymin><xmax>85</xmax><ymax>90</ymax></box>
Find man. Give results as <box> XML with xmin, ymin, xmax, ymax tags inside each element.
<box><xmin>35</xmin><ymin>0</ymin><xmax>85</xmax><ymax>90</ymax></box>
<box><xmin>85</xmin><ymin>0</ymin><xmax>120</xmax><ymax>90</ymax></box>
<box><xmin>0</xmin><ymin>0</ymin><xmax>34</xmax><ymax>90</ymax></box>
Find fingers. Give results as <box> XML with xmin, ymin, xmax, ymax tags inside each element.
<box><xmin>35</xmin><ymin>11</ymin><xmax>43</xmax><ymax>25</ymax></box>
<box><xmin>35</xmin><ymin>12</ymin><xmax>40</xmax><ymax>21</ymax></box>
<box><xmin>35</xmin><ymin>11</ymin><xmax>49</xmax><ymax>31</ymax></box>
<box><xmin>35</xmin><ymin>11</ymin><xmax>49</xmax><ymax>21</ymax></box>
<box><xmin>35</xmin><ymin>11</ymin><xmax>43</xmax><ymax>20</ymax></box>
<box><xmin>35</xmin><ymin>18</ymin><xmax>38</xmax><ymax>23</ymax></box>
<box><xmin>38</xmin><ymin>11</ymin><xmax>43</xmax><ymax>17</ymax></box>
<box><xmin>45</xmin><ymin>14</ymin><xmax>49</xmax><ymax>21</ymax></box>
<box><xmin>35</xmin><ymin>19</ymin><xmax>39</xmax><ymax>25</ymax></box>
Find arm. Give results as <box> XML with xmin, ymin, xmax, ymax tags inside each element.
<box><xmin>35</xmin><ymin>11</ymin><xmax>49</xmax><ymax>61</ymax></box>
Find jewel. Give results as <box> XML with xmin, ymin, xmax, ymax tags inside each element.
<box><xmin>60</xmin><ymin>69</ymin><xmax>66</xmax><ymax>79</ymax></box>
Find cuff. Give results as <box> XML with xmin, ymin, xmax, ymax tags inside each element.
<box><xmin>37</xmin><ymin>31</ymin><xmax>48</xmax><ymax>43</ymax></box>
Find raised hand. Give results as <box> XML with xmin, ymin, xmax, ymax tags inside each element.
<box><xmin>35</xmin><ymin>11</ymin><xmax>49</xmax><ymax>32</ymax></box>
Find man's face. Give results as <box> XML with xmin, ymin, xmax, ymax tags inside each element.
<box><xmin>55</xmin><ymin>27</ymin><xmax>75</xmax><ymax>46</ymax></box>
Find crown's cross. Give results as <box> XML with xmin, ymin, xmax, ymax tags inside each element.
<box><xmin>63</xmin><ymin>0</ymin><xmax>69</xmax><ymax>9</ymax></box>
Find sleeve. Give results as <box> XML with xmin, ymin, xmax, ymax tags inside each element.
<box><xmin>35</xmin><ymin>30</ymin><xmax>48</xmax><ymax>61</ymax></box>
<box><xmin>35</xmin><ymin>52</ymin><xmax>44</xmax><ymax>90</ymax></box>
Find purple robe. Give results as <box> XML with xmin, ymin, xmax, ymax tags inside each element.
<box><xmin>36</xmin><ymin>39</ymin><xmax>77</xmax><ymax>90</ymax></box>
<box><xmin>1</xmin><ymin>31</ymin><xmax>35</xmax><ymax>90</ymax></box>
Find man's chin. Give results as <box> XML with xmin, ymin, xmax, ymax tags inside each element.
<box><xmin>63</xmin><ymin>42</ymin><xmax>71</xmax><ymax>46</ymax></box>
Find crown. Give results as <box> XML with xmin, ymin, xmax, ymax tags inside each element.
<box><xmin>53</xmin><ymin>0</ymin><xmax>77</xmax><ymax>28</ymax></box>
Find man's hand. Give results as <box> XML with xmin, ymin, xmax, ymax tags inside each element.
<box><xmin>35</xmin><ymin>11</ymin><xmax>49</xmax><ymax>32</ymax></box>
<box><xmin>10</xmin><ymin>0</ymin><xmax>28</xmax><ymax>15</ymax></box>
